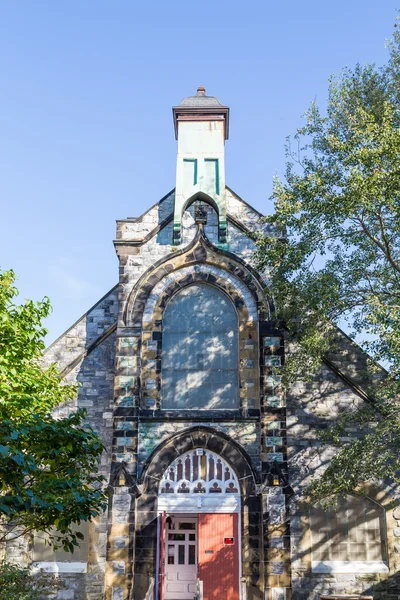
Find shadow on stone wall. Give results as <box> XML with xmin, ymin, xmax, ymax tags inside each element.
<box><xmin>286</xmin><ymin>372</ymin><xmax>400</xmax><ymax>600</ymax></box>
<box><xmin>363</xmin><ymin>571</ymin><xmax>400</xmax><ymax>598</ymax></box>
<box><xmin>66</xmin><ymin>325</ymin><xmax>116</xmax><ymax>599</ymax></box>
<box><xmin>292</xmin><ymin>573</ymin><xmax>400</xmax><ymax>600</ymax></box>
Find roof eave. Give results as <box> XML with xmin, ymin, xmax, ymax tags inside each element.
<box><xmin>172</xmin><ymin>105</ymin><xmax>230</xmax><ymax>140</ymax></box>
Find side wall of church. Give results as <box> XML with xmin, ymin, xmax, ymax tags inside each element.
<box><xmin>287</xmin><ymin>352</ymin><xmax>400</xmax><ymax>600</ymax></box>
<box><xmin>18</xmin><ymin>291</ymin><xmax>119</xmax><ymax>599</ymax></box>
<box><xmin>45</xmin><ymin>287</ymin><xmax>118</xmax><ymax>374</ymax></box>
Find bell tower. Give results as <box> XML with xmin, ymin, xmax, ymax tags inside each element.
<box><xmin>172</xmin><ymin>85</ymin><xmax>230</xmax><ymax>245</ymax></box>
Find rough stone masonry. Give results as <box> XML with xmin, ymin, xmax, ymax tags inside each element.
<box><xmin>5</xmin><ymin>87</ymin><xmax>400</xmax><ymax>600</ymax></box>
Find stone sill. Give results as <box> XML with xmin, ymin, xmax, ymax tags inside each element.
<box><xmin>312</xmin><ymin>560</ymin><xmax>389</xmax><ymax>573</ymax></box>
<box><xmin>32</xmin><ymin>561</ymin><xmax>87</xmax><ymax>573</ymax></box>
<box><xmin>320</xmin><ymin>597</ymin><xmax>373</xmax><ymax>600</ymax></box>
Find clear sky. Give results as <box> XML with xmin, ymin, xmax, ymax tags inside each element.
<box><xmin>0</xmin><ymin>1</ymin><xmax>398</xmax><ymax>344</ymax></box>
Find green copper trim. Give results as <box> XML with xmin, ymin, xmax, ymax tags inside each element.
<box><xmin>194</xmin><ymin>160</ymin><xmax>198</xmax><ymax>185</ymax></box>
<box><xmin>173</xmin><ymin>221</ymin><xmax>181</xmax><ymax>245</ymax></box>
<box><xmin>183</xmin><ymin>158</ymin><xmax>198</xmax><ymax>185</ymax></box>
<box><xmin>205</xmin><ymin>159</ymin><xmax>219</xmax><ymax>195</ymax></box>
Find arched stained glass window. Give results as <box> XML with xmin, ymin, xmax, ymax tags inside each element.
<box><xmin>161</xmin><ymin>283</ymin><xmax>239</xmax><ymax>409</ymax></box>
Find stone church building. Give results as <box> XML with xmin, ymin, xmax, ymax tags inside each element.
<box><xmin>23</xmin><ymin>87</ymin><xmax>400</xmax><ymax>599</ymax></box>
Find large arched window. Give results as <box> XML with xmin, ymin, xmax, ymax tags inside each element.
<box><xmin>161</xmin><ymin>283</ymin><xmax>239</xmax><ymax>409</ymax></box>
<box><xmin>310</xmin><ymin>495</ymin><xmax>387</xmax><ymax>572</ymax></box>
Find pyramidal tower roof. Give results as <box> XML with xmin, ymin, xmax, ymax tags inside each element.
<box><xmin>178</xmin><ymin>84</ymin><xmax>226</xmax><ymax>108</ymax></box>
<box><xmin>172</xmin><ymin>85</ymin><xmax>230</xmax><ymax>140</ymax></box>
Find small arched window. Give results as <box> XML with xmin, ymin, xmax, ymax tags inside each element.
<box><xmin>310</xmin><ymin>495</ymin><xmax>386</xmax><ymax>571</ymax></box>
<box><xmin>161</xmin><ymin>283</ymin><xmax>239</xmax><ymax>409</ymax></box>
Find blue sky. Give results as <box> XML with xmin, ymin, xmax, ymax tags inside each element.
<box><xmin>0</xmin><ymin>1</ymin><xmax>398</xmax><ymax>344</ymax></box>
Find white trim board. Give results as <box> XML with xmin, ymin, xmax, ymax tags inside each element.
<box><xmin>158</xmin><ymin>494</ymin><xmax>240</xmax><ymax>514</ymax></box>
<box><xmin>32</xmin><ymin>561</ymin><xmax>87</xmax><ymax>574</ymax></box>
<box><xmin>312</xmin><ymin>560</ymin><xmax>389</xmax><ymax>574</ymax></box>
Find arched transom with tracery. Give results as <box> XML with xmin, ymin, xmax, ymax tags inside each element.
<box><xmin>159</xmin><ymin>449</ymin><xmax>240</xmax><ymax>495</ymax></box>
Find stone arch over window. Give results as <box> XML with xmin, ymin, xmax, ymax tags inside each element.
<box><xmin>161</xmin><ymin>283</ymin><xmax>239</xmax><ymax>410</ymax></box>
<box><xmin>123</xmin><ymin>223</ymin><xmax>271</xmax><ymax>329</ymax></box>
<box><xmin>309</xmin><ymin>494</ymin><xmax>388</xmax><ymax>572</ymax></box>
<box><xmin>174</xmin><ymin>191</ymin><xmax>227</xmax><ymax>245</ymax></box>
<box><xmin>142</xmin><ymin>264</ymin><xmax>258</xmax><ymax>325</ymax></box>
<box><xmin>139</xmin><ymin>264</ymin><xmax>259</xmax><ymax>411</ymax></box>
<box><xmin>140</xmin><ymin>426</ymin><xmax>258</xmax><ymax>493</ymax></box>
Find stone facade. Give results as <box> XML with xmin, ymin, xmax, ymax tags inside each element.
<box><xmin>287</xmin><ymin>338</ymin><xmax>400</xmax><ymax>600</ymax></box>
<box><xmin>7</xmin><ymin>88</ymin><xmax>400</xmax><ymax>600</ymax></box>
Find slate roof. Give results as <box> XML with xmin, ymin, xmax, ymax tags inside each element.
<box><xmin>172</xmin><ymin>85</ymin><xmax>230</xmax><ymax>139</ymax></box>
<box><xmin>178</xmin><ymin>84</ymin><xmax>228</xmax><ymax>108</ymax></box>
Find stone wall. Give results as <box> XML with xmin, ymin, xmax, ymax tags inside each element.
<box><xmin>45</xmin><ymin>286</ymin><xmax>118</xmax><ymax>376</ymax></box>
<box><xmin>137</xmin><ymin>420</ymin><xmax>261</xmax><ymax>476</ymax></box>
<box><xmin>8</xmin><ymin>185</ymin><xmax>399</xmax><ymax>600</ymax></box>
<box><xmin>106</xmin><ymin>188</ymin><xmax>272</xmax><ymax>600</ymax></box>
<box><xmin>287</xmin><ymin>357</ymin><xmax>400</xmax><ymax>600</ymax></box>
<box><xmin>25</xmin><ymin>293</ymin><xmax>118</xmax><ymax>599</ymax></box>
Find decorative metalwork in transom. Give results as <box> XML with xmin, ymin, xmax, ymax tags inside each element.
<box><xmin>159</xmin><ymin>449</ymin><xmax>239</xmax><ymax>495</ymax></box>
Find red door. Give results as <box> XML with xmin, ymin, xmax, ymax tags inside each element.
<box><xmin>198</xmin><ymin>514</ymin><xmax>239</xmax><ymax>600</ymax></box>
<box><xmin>159</xmin><ymin>512</ymin><xmax>167</xmax><ymax>600</ymax></box>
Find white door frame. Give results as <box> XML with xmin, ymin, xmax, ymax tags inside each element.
<box><xmin>164</xmin><ymin>516</ymin><xmax>198</xmax><ymax>600</ymax></box>
<box><xmin>156</xmin><ymin>449</ymin><xmax>243</xmax><ymax>600</ymax></box>
<box><xmin>156</xmin><ymin>502</ymin><xmax>242</xmax><ymax>600</ymax></box>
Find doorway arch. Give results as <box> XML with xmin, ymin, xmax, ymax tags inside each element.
<box><xmin>135</xmin><ymin>428</ymin><xmax>261</xmax><ymax>600</ymax></box>
<box><xmin>158</xmin><ymin>448</ymin><xmax>240</xmax><ymax>514</ymax></box>
<box><xmin>157</xmin><ymin>448</ymin><xmax>242</xmax><ymax>600</ymax></box>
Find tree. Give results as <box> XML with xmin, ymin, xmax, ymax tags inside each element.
<box><xmin>0</xmin><ymin>561</ymin><xmax>64</xmax><ymax>600</ymax></box>
<box><xmin>256</xmin><ymin>20</ymin><xmax>400</xmax><ymax>501</ymax></box>
<box><xmin>0</xmin><ymin>269</ymin><xmax>107</xmax><ymax>551</ymax></box>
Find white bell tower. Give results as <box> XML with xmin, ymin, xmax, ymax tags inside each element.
<box><xmin>172</xmin><ymin>85</ymin><xmax>230</xmax><ymax>245</ymax></box>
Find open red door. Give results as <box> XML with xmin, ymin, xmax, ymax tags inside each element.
<box><xmin>159</xmin><ymin>512</ymin><xmax>167</xmax><ymax>600</ymax></box>
<box><xmin>198</xmin><ymin>513</ymin><xmax>239</xmax><ymax>600</ymax></box>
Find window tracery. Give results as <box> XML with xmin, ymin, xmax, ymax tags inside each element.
<box><xmin>159</xmin><ymin>450</ymin><xmax>239</xmax><ymax>495</ymax></box>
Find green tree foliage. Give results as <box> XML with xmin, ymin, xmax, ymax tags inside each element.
<box><xmin>0</xmin><ymin>561</ymin><xmax>64</xmax><ymax>600</ymax></box>
<box><xmin>256</xmin><ymin>21</ymin><xmax>400</xmax><ymax>501</ymax></box>
<box><xmin>0</xmin><ymin>269</ymin><xmax>107</xmax><ymax>549</ymax></box>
